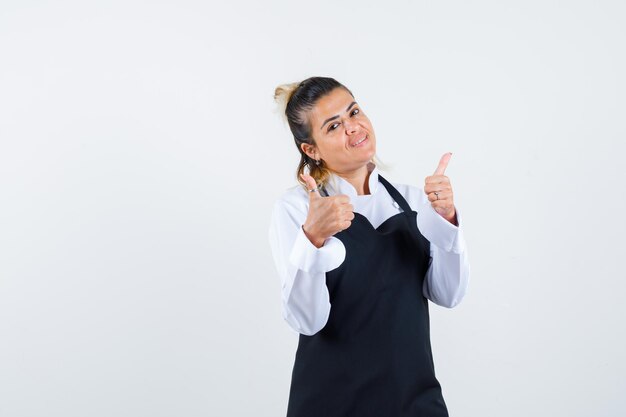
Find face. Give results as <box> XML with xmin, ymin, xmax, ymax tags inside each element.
<box><xmin>303</xmin><ymin>87</ymin><xmax>376</xmax><ymax>174</ymax></box>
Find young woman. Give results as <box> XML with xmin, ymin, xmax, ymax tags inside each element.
<box><xmin>269</xmin><ymin>76</ymin><xmax>470</xmax><ymax>417</ymax></box>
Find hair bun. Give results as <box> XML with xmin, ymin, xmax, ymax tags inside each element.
<box><xmin>273</xmin><ymin>82</ymin><xmax>300</xmax><ymax>122</ymax></box>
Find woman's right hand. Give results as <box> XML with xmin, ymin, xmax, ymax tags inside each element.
<box><xmin>300</xmin><ymin>173</ymin><xmax>354</xmax><ymax>248</ymax></box>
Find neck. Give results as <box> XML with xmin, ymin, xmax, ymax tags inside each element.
<box><xmin>336</xmin><ymin>164</ymin><xmax>371</xmax><ymax>195</ymax></box>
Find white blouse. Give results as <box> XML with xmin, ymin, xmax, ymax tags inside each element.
<box><xmin>268</xmin><ymin>162</ymin><xmax>470</xmax><ymax>336</ymax></box>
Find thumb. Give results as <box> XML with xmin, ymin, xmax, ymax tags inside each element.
<box><xmin>433</xmin><ymin>152</ymin><xmax>452</xmax><ymax>176</ymax></box>
<box><xmin>300</xmin><ymin>173</ymin><xmax>321</xmax><ymax>199</ymax></box>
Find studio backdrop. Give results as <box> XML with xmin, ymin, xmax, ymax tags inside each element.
<box><xmin>0</xmin><ymin>1</ymin><xmax>624</xmax><ymax>416</ymax></box>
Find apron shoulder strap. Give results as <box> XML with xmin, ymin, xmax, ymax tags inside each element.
<box><xmin>378</xmin><ymin>175</ymin><xmax>413</xmax><ymax>213</ymax></box>
<box><xmin>320</xmin><ymin>175</ymin><xmax>413</xmax><ymax>213</ymax></box>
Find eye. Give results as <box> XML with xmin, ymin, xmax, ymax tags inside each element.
<box><xmin>326</xmin><ymin>108</ymin><xmax>360</xmax><ymax>132</ymax></box>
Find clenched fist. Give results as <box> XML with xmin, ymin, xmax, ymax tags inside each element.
<box><xmin>424</xmin><ymin>152</ymin><xmax>458</xmax><ymax>225</ymax></box>
<box><xmin>300</xmin><ymin>173</ymin><xmax>355</xmax><ymax>248</ymax></box>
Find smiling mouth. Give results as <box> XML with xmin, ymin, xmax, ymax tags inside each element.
<box><xmin>350</xmin><ymin>135</ymin><xmax>368</xmax><ymax>147</ymax></box>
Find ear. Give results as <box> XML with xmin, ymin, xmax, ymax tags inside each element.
<box><xmin>300</xmin><ymin>142</ymin><xmax>318</xmax><ymax>160</ymax></box>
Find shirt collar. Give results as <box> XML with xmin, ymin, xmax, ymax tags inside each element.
<box><xmin>324</xmin><ymin>161</ymin><xmax>379</xmax><ymax>197</ymax></box>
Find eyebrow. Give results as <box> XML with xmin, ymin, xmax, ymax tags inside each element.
<box><xmin>320</xmin><ymin>101</ymin><xmax>357</xmax><ymax>130</ymax></box>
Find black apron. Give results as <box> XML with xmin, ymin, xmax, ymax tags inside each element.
<box><xmin>285</xmin><ymin>174</ymin><xmax>449</xmax><ymax>417</ymax></box>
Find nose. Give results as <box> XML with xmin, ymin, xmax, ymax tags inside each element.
<box><xmin>344</xmin><ymin>117</ymin><xmax>358</xmax><ymax>134</ymax></box>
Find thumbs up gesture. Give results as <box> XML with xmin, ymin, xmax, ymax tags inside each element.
<box><xmin>424</xmin><ymin>152</ymin><xmax>457</xmax><ymax>225</ymax></box>
<box><xmin>300</xmin><ymin>173</ymin><xmax>355</xmax><ymax>248</ymax></box>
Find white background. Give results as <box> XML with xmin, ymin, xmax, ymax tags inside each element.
<box><xmin>1</xmin><ymin>1</ymin><xmax>625</xmax><ymax>416</ymax></box>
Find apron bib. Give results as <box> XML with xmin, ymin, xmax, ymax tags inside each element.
<box><xmin>286</xmin><ymin>174</ymin><xmax>449</xmax><ymax>417</ymax></box>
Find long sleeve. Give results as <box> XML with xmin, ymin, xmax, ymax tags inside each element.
<box><xmin>417</xmin><ymin>200</ymin><xmax>470</xmax><ymax>308</ymax></box>
<box><xmin>268</xmin><ymin>197</ymin><xmax>346</xmax><ymax>335</ymax></box>
<box><xmin>269</xmin><ymin>170</ymin><xmax>470</xmax><ymax>337</ymax></box>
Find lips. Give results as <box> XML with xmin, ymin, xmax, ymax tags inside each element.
<box><xmin>350</xmin><ymin>134</ymin><xmax>368</xmax><ymax>147</ymax></box>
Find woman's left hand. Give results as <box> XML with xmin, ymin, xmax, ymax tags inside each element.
<box><xmin>424</xmin><ymin>152</ymin><xmax>457</xmax><ymax>225</ymax></box>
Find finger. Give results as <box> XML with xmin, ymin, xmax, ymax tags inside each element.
<box><xmin>427</xmin><ymin>191</ymin><xmax>453</xmax><ymax>202</ymax></box>
<box><xmin>335</xmin><ymin>194</ymin><xmax>351</xmax><ymax>204</ymax></box>
<box><xmin>430</xmin><ymin>199</ymin><xmax>454</xmax><ymax>210</ymax></box>
<box><xmin>424</xmin><ymin>175</ymin><xmax>450</xmax><ymax>185</ymax></box>
<box><xmin>430</xmin><ymin>200</ymin><xmax>453</xmax><ymax>214</ymax></box>
<box><xmin>300</xmin><ymin>173</ymin><xmax>321</xmax><ymax>199</ymax></box>
<box><xmin>424</xmin><ymin>182</ymin><xmax>451</xmax><ymax>194</ymax></box>
<box><xmin>337</xmin><ymin>200</ymin><xmax>353</xmax><ymax>210</ymax></box>
<box><xmin>431</xmin><ymin>201</ymin><xmax>456</xmax><ymax>218</ymax></box>
<box><xmin>338</xmin><ymin>219</ymin><xmax>352</xmax><ymax>232</ymax></box>
<box><xmin>339</xmin><ymin>205</ymin><xmax>355</xmax><ymax>218</ymax></box>
<box><xmin>433</xmin><ymin>152</ymin><xmax>452</xmax><ymax>176</ymax></box>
